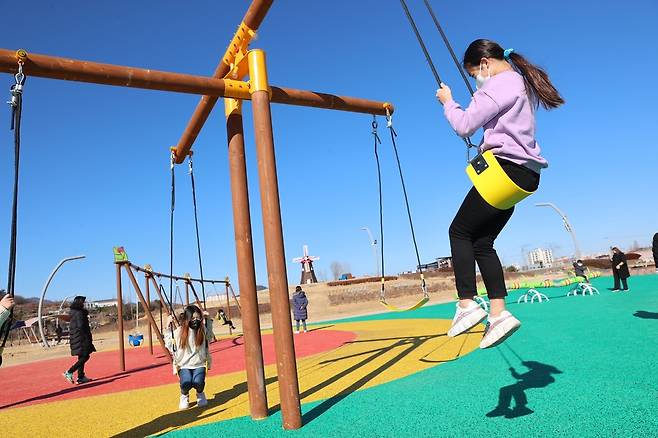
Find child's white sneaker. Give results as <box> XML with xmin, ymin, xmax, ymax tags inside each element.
<box><xmin>197</xmin><ymin>391</ymin><xmax>208</xmax><ymax>407</ymax></box>
<box><xmin>447</xmin><ymin>300</ymin><xmax>488</xmax><ymax>337</ymax></box>
<box><xmin>179</xmin><ymin>394</ymin><xmax>189</xmax><ymax>410</ymax></box>
<box><xmin>480</xmin><ymin>311</ymin><xmax>521</xmax><ymax>349</ymax></box>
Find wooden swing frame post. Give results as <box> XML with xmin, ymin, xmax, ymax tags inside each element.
<box><xmin>115</xmin><ymin>261</ymin><xmax>126</xmax><ymax>372</ymax></box>
<box><xmin>145</xmin><ymin>272</ymin><xmax>153</xmax><ymax>355</ymax></box>
<box><xmin>226</xmin><ymin>99</ymin><xmax>269</xmax><ymax>419</ymax></box>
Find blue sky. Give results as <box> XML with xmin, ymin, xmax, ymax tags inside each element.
<box><xmin>1</xmin><ymin>1</ymin><xmax>656</xmax><ymax>301</ymax></box>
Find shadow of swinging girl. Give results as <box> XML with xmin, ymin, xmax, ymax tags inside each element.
<box><xmin>486</xmin><ymin>360</ymin><xmax>563</xmax><ymax>419</ymax></box>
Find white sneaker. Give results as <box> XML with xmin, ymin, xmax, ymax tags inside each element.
<box><xmin>480</xmin><ymin>311</ymin><xmax>521</xmax><ymax>349</ymax></box>
<box><xmin>197</xmin><ymin>392</ymin><xmax>208</xmax><ymax>407</ymax></box>
<box><xmin>179</xmin><ymin>394</ymin><xmax>189</xmax><ymax>410</ymax></box>
<box><xmin>447</xmin><ymin>301</ymin><xmax>488</xmax><ymax>337</ymax></box>
<box><xmin>296</xmin><ymin>330</ymin><xmax>301</xmax><ymax>334</ymax></box>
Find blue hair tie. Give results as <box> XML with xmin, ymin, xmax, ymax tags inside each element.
<box><xmin>503</xmin><ymin>48</ymin><xmax>514</xmax><ymax>60</ymax></box>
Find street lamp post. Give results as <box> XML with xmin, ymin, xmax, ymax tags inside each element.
<box><xmin>38</xmin><ymin>255</ymin><xmax>86</xmax><ymax>348</ymax></box>
<box><xmin>360</xmin><ymin>227</ymin><xmax>380</xmax><ymax>277</ymax></box>
<box><xmin>535</xmin><ymin>203</ymin><xmax>582</xmax><ymax>259</ymax></box>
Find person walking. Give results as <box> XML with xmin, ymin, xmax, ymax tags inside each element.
<box><xmin>611</xmin><ymin>247</ymin><xmax>631</xmax><ymax>292</ymax></box>
<box><xmin>292</xmin><ymin>286</ymin><xmax>309</xmax><ymax>334</ymax></box>
<box><xmin>63</xmin><ymin>296</ymin><xmax>96</xmax><ymax>384</ymax></box>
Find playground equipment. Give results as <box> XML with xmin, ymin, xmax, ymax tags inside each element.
<box><xmin>567</xmin><ymin>282</ymin><xmax>600</xmax><ymax>297</ymax></box>
<box><xmin>113</xmin><ymin>247</ymin><xmax>233</xmax><ymax>369</ymax></box>
<box><xmin>517</xmin><ymin>288</ymin><xmax>550</xmax><ymax>304</ymax></box>
<box><xmin>2</xmin><ymin>0</ymin><xmax>396</xmax><ymax>429</ymax></box>
<box><xmin>474</xmin><ymin>270</ymin><xmax>602</xmax><ymax>304</ymax></box>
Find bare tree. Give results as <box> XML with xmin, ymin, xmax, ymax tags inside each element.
<box><xmin>330</xmin><ymin>261</ymin><xmax>343</xmax><ymax>280</ymax></box>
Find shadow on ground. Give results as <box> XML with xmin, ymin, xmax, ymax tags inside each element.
<box><xmin>112</xmin><ymin>376</ymin><xmax>279</xmax><ymax>437</ymax></box>
<box><xmin>486</xmin><ymin>344</ymin><xmax>562</xmax><ymax>419</ymax></box>
<box><xmin>634</xmin><ymin>310</ymin><xmax>658</xmax><ymax>319</ymax></box>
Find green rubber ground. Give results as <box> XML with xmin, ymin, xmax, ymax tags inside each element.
<box><xmin>167</xmin><ymin>275</ymin><xmax>658</xmax><ymax>437</ymax></box>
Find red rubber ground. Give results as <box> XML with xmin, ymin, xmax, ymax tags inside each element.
<box><xmin>0</xmin><ymin>329</ymin><xmax>355</xmax><ymax>410</ymax></box>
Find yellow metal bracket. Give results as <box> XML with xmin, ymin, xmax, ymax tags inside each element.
<box><xmin>224</xmin><ymin>97</ymin><xmax>242</xmax><ymax>117</ymax></box>
<box><xmin>223</xmin><ymin>21</ymin><xmax>256</xmax><ymax>79</ymax></box>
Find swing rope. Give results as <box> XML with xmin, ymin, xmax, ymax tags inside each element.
<box><xmin>398</xmin><ymin>0</ymin><xmax>477</xmax><ymax>161</ymax></box>
<box><xmin>168</xmin><ymin>151</ymin><xmax>176</xmax><ymax>315</ymax></box>
<box><xmin>371</xmin><ymin>117</ymin><xmax>385</xmax><ymax>302</ymax></box>
<box><xmin>372</xmin><ymin>115</ymin><xmax>429</xmax><ymax>312</ymax></box>
<box><xmin>385</xmin><ymin>111</ymin><xmax>428</xmax><ymax>299</ymax></box>
<box><xmin>422</xmin><ymin>0</ymin><xmax>475</xmax><ymax>96</ymax></box>
<box><xmin>167</xmin><ymin>151</ymin><xmax>177</xmax><ymax>350</ymax></box>
<box><xmin>0</xmin><ymin>60</ymin><xmax>26</xmax><ymax>366</ymax></box>
<box><xmin>188</xmin><ymin>153</ymin><xmax>206</xmax><ymax>307</ymax></box>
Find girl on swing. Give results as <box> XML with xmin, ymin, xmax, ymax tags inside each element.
<box><xmin>436</xmin><ymin>39</ymin><xmax>564</xmax><ymax>348</ymax></box>
<box><xmin>165</xmin><ymin>305</ymin><xmax>214</xmax><ymax>409</ymax></box>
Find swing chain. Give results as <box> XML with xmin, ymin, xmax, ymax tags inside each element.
<box><xmin>188</xmin><ymin>151</ymin><xmax>193</xmax><ymax>175</ymax></box>
<box><xmin>385</xmin><ymin>107</ymin><xmax>393</xmax><ymax>129</ymax></box>
<box><xmin>7</xmin><ymin>62</ymin><xmax>25</xmax><ymax>109</ymax></box>
<box><xmin>371</xmin><ymin>115</ymin><xmax>381</xmax><ymax>145</ymax></box>
<box><xmin>170</xmin><ymin>149</ymin><xmax>176</xmax><ymax>170</ymax></box>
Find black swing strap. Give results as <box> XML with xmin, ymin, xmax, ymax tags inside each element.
<box><xmin>188</xmin><ymin>153</ymin><xmax>206</xmax><ymax>307</ymax></box>
<box><xmin>385</xmin><ymin>112</ymin><xmax>428</xmax><ymax>298</ymax></box>
<box><xmin>0</xmin><ymin>60</ymin><xmax>26</xmax><ymax>367</ymax></box>
<box><xmin>398</xmin><ymin>0</ymin><xmax>476</xmax><ymax>160</ymax></box>
<box><xmin>422</xmin><ymin>0</ymin><xmax>475</xmax><ymax>96</ymax></box>
<box><xmin>371</xmin><ymin>117</ymin><xmax>385</xmax><ymax>301</ymax></box>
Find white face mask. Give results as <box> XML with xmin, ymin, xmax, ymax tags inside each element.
<box><xmin>475</xmin><ymin>63</ymin><xmax>491</xmax><ymax>89</ymax></box>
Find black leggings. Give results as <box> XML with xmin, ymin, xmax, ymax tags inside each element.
<box><xmin>450</xmin><ymin>159</ymin><xmax>540</xmax><ymax>300</ymax></box>
<box><xmin>67</xmin><ymin>354</ymin><xmax>90</xmax><ymax>378</ymax></box>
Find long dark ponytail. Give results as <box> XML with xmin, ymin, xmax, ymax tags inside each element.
<box><xmin>463</xmin><ymin>39</ymin><xmax>564</xmax><ymax>110</ymax></box>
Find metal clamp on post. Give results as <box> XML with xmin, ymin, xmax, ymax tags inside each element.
<box><xmin>247</xmin><ymin>50</ymin><xmax>270</xmax><ymax>96</ymax></box>
<box><xmin>7</xmin><ymin>50</ymin><xmax>27</xmax><ymax>127</ymax></box>
<box><xmin>169</xmin><ymin>147</ymin><xmax>177</xmax><ymax>170</ymax></box>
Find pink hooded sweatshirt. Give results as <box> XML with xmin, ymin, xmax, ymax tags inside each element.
<box><xmin>443</xmin><ymin>70</ymin><xmax>548</xmax><ymax>174</ymax></box>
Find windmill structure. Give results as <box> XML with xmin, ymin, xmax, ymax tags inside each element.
<box><xmin>292</xmin><ymin>245</ymin><xmax>319</xmax><ymax>284</ymax></box>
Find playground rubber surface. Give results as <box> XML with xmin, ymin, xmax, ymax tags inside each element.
<box><xmin>1</xmin><ymin>275</ymin><xmax>657</xmax><ymax>437</ymax></box>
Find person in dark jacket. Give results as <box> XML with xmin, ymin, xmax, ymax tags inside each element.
<box><xmin>292</xmin><ymin>286</ymin><xmax>309</xmax><ymax>334</ymax></box>
<box><xmin>610</xmin><ymin>247</ymin><xmax>631</xmax><ymax>292</ymax></box>
<box><xmin>63</xmin><ymin>296</ymin><xmax>96</xmax><ymax>384</ymax></box>
<box><xmin>651</xmin><ymin>233</ymin><xmax>658</xmax><ymax>274</ymax></box>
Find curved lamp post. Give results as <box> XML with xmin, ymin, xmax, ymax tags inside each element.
<box><xmin>38</xmin><ymin>255</ymin><xmax>86</xmax><ymax>347</ymax></box>
<box><xmin>535</xmin><ymin>203</ymin><xmax>582</xmax><ymax>259</ymax></box>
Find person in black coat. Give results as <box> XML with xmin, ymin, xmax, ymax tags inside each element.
<box><xmin>610</xmin><ymin>247</ymin><xmax>631</xmax><ymax>292</ymax></box>
<box><xmin>63</xmin><ymin>296</ymin><xmax>96</xmax><ymax>384</ymax></box>
<box><xmin>292</xmin><ymin>286</ymin><xmax>309</xmax><ymax>334</ymax></box>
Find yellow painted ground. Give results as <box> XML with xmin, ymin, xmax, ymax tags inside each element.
<box><xmin>2</xmin><ymin>319</ymin><xmax>481</xmax><ymax>437</ymax></box>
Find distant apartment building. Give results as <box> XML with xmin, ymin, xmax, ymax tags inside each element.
<box><xmin>87</xmin><ymin>298</ymin><xmax>118</xmax><ymax>309</ymax></box>
<box><xmin>417</xmin><ymin>256</ymin><xmax>453</xmax><ymax>271</ymax></box>
<box><xmin>528</xmin><ymin>248</ymin><xmax>553</xmax><ymax>269</ymax></box>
